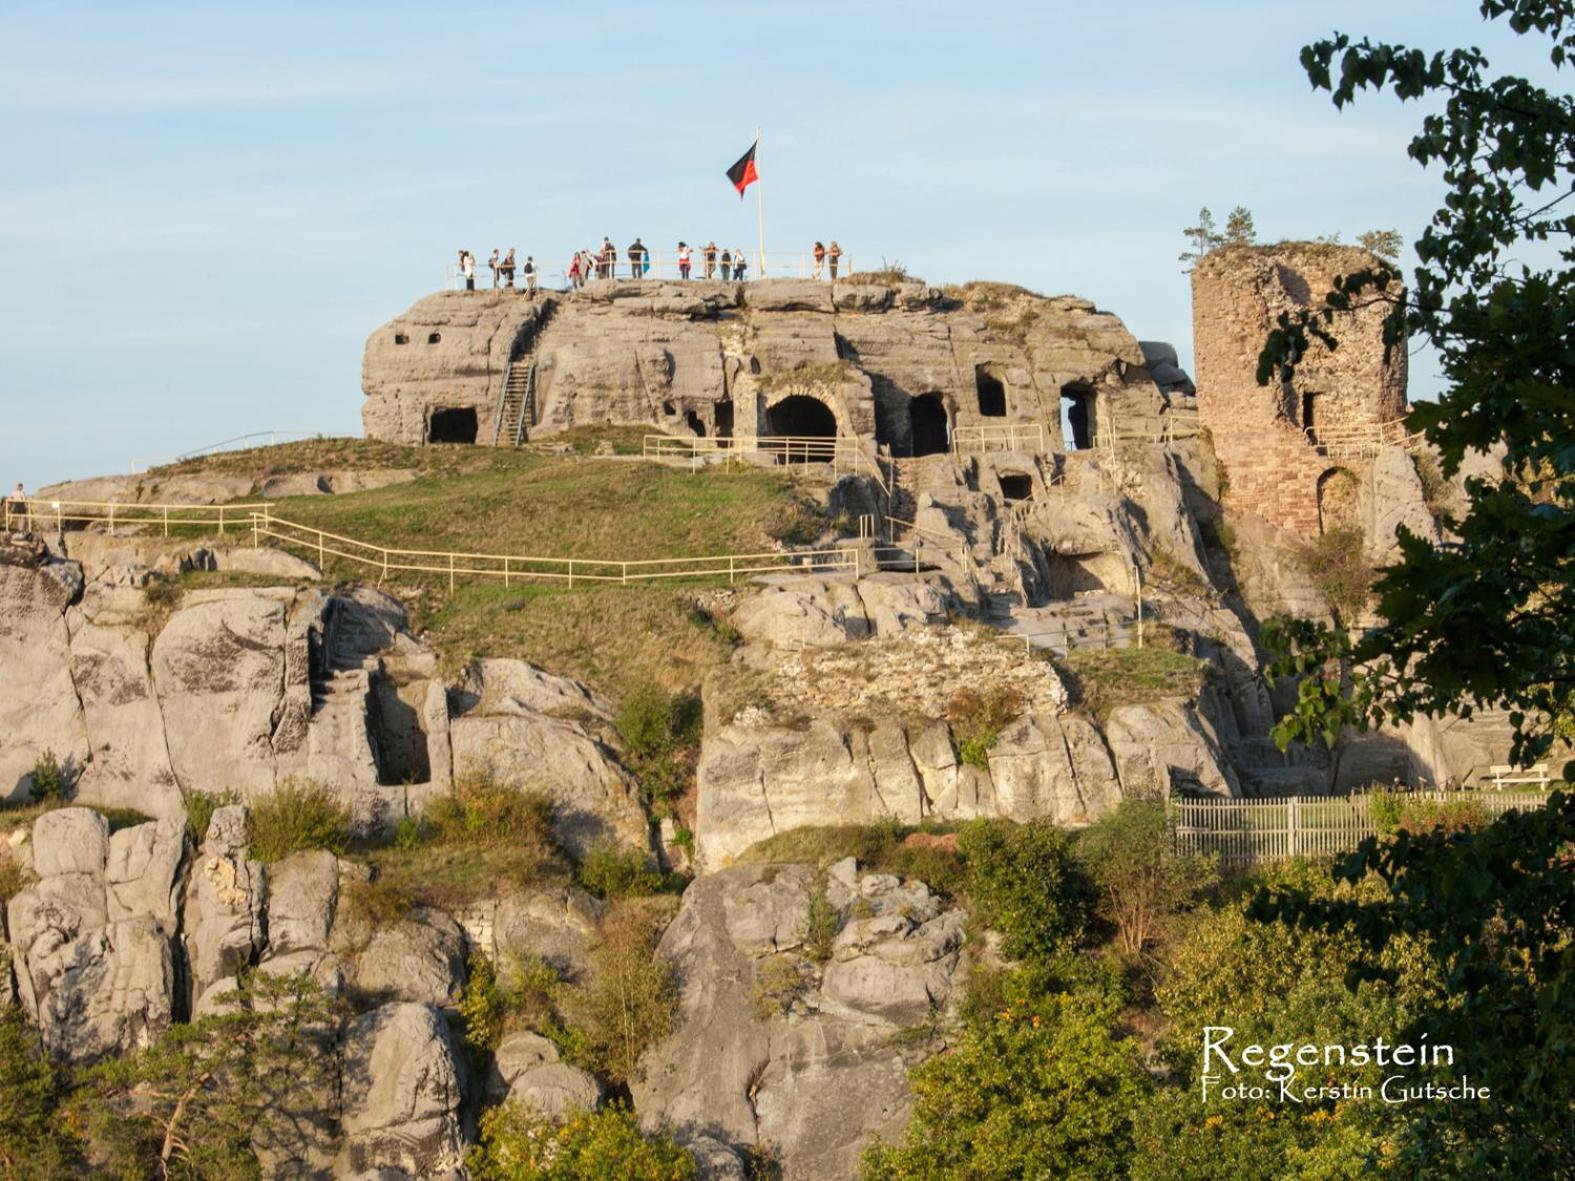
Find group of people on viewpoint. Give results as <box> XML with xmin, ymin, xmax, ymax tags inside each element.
<box><xmin>457</xmin><ymin>239</ymin><xmax>841</xmax><ymax>291</ymax></box>
<box><xmin>456</xmin><ymin>249</ymin><xmax>539</xmax><ymax>294</ymax></box>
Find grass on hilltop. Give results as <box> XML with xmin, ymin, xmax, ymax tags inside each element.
<box><xmin>120</xmin><ymin>434</ymin><xmax>830</xmax><ymax>702</ymax></box>
<box><xmin>154</xmin><ymin>427</ymin><xmax>673</xmax><ymax>482</ymax></box>
<box><xmin>269</xmin><ymin>455</ymin><xmax>823</xmax><ymax>566</ymax></box>
<box><xmin>251</xmin><ymin>449</ymin><xmax>821</xmax><ymax>700</ymax></box>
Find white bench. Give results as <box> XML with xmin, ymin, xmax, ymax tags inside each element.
<box><xmin>1488</xmin><ymin>763</ymin><xmax>1550</xmax><ymax>789</ymax></box>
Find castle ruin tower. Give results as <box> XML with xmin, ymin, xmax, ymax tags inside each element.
<box><xmin>1191</xmin><ymin>243</ymin><xmax>1407</xmax><ymax>535</ymax></box>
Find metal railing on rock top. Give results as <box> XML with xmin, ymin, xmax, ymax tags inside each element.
<box><xmin>248</xmin><ymin>510</ymin><xmax>861</xmax><ymax>590</ymax></box>
<box><xmin>4</xmin><ymin>498</ymin><xmax>274</xmax><ymax>536</ymax></box>
<box><xmin>952</xmin><ymin>422</ymin><xmax>1047</xmax><ymax>455</ymax></box>
<box><xmin>448</xmin><ymin>250</ymin><xmax>856</xmax><ymax>289</ymax></box>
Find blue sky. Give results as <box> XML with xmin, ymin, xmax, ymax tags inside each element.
<box><xmin>0</xmin><ymin>1</ymin><xmax>1550</xmax><ymax>489</ymax></box>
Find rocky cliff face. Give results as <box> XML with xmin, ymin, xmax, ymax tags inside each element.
<box><xmin>634</xmin><ymin>860</ymin><xmax>969</xmax><ymax>1179</ymax></box>
<box><xmin>360</xmin><ymin>278</ymin><xmax>1188</xmax><ymax>455</ymax></box>
<box><xmin>0</xmin><ymin>544</ymin><xmax>652</xmax><ymax>866</ymax></box>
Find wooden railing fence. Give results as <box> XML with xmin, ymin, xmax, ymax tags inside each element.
<box><xmin>249</xmin><ymin>511</ymin><xmax>859</xmax><ymax>590</ymax></box>
<box><xmin>4</xmin><ymin>498</ymin><xmax>274</xmax><ymax>537</ymax></box>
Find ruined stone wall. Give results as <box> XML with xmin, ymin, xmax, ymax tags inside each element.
<box><xmin>1191</xmin><ymin>243</ymin><xmax>1407</xmax><ymax>534</ymax></box>
<box><xmin>361</xmin><ymin>278</ymin><xmax>1170</xmax><ymax>455</ymax></box>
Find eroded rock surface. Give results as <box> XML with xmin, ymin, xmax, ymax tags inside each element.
<box><xmin>338</xmin><ymin>1002</ymin><xmax>467</xmax><ymax>1180</ymax></box>
<box><xmin>6</xmin><ymin>809</ymin><xmax>183</xmax><ymax>1064</ymax></box>
<box><xmin>634</xmin><ymin>862</ymin><xmax>966</xmax><ymax>1179</ymax></box>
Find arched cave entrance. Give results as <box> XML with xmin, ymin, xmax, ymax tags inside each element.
<box><xmin>1317</xmin><ymin>467</ymin><xmax>1360</xmax><ymax>534</ymax></box>
<box><xmin>428</xmin><ymin>407</ymin><xmax>477</xmax><ymax>444</ymax></box>
<box><xmin>765</xmin><ymin>395</ymin><xmax>838</xmax><ymax>462</ymax></box>
<box><xmin>999</xmin><ymin>472</ymin><xmax>1033</xmax><ymax>502</ymax></box>
<box><xmin>1061</xmin><ymin>382</ymin><xmax>1095</xmax><ymax>450</ymax></box>
<box><xmin>910</xmin><ymin>393</ymin><xmax>949</xmax><ymax>457</ymax></box>
<box><xmin>684</xmin><ymin>409</ymin><xmax>707</xmax><ymax>437</ymax></box>
<box><xmin>975</xmin><ymin>366</ymin><xmax>1007</xmax><ymax>417</ymax></box>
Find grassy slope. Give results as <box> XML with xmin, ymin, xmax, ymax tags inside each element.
<box><xmin>271</xmin><ymin>456</ymin><xmax>813</xmax><ymax>563</ymax></box>
<box><xmin>200</xmin><ymin>442</ymin><xmax>824</xmax><ymax>699</ymax></box>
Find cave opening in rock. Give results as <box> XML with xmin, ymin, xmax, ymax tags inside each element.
<box><xmin>910</xmin><ymin>393</ymin><xmax>950</xmax><ymax>457</ymax></box>
<box><xmin>714</xmin><ymin>399</ymin><xmax>734</xmax><ymax>438</ymax></box>
<box><xmin>764</xmin><ymin>395</ymin><xmax>837</xmax><ymax>461</ymax></box>
<box><xmin>1061</xmin><ymin>382</ymin><xmax>1095</xmax><ymax>450</ymax></box>
<box><xmin>999</xmin><ymin>472</ymin><xmax>1033</xmax><ymax>502</ymax></box>
<box><xmin>369</xmin><ymin>676</ymin><xmax>431</xmax><ymax>786</ymax></box>
<box><xmin>684</xmin><ymin>409</ymin><xmax>706</xmax><ymax>437</ymax></box>
<box><xmin>975</xmin><ymin>367</ymin><xmax>1007</xmax><ymax>417</ymax></box>
<box><xmin>428</xmin><ymin>407</ymin><xmax>478</xmax><ymax>444</ymax></box>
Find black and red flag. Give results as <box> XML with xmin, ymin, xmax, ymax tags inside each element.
<box><xmin>726</xmin><ymin>139</ymin><xmax>759</xmax><ymax>197</ymax></box>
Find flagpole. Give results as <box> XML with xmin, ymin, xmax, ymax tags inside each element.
<box><xmin>755</xmin><ymin>127</ymin><xmax>765</xmax><ymax>278</ymax></box>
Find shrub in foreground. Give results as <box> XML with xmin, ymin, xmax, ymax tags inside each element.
<box><xmin>468</xmin><ymin>1102</ymin><xmax>695</xmax><ymax>1181</ymax></box>
<box><xmin>862</xmin><ymin>974</ymin><xmax>1147</xmax><ymax>1181</ymax></box>
<box><xmin>958</xmin><ymin>818</ymin><xmax>1089</xmax><ymax>963</ymax></box>
<box><xmin>247</xmin><ymin>781</ymin><xmax>351</xmax><ymax>862</ymax></box>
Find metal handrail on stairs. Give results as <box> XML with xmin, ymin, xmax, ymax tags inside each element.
<box><xmin>515</xmin><ymin>362</ymin><xmax>536</xmax><ymax>446</ymax></box>
<box><xmin>491</xmin><ymin>362</ymin><xmax>513</xmax><ymax>446</ymax></box>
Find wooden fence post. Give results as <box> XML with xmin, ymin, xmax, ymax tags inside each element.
<box><xmin>1287</xmin><ymin>796</ymin><xmax>1300</xmax><ymax>859</ymax></box>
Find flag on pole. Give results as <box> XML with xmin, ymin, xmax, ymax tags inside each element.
<box><xmin>726</xmin><ymin>139</ymin><xmax>759</xmax><ymax>197</ymax></box>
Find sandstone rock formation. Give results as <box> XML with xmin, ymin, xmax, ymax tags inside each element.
<box><xmin>635</xmin><ymin>861</ymin><xmax>966</xmax><ymax>1179</ymax></box>
<box><xmin>338</xmin><ymin>1002</ymin><xmax>468</xmax><ymax>1180</ymax></box>
<box><xmin>361</xmin><ymin>279</ymin><xmax>1176</xmax><ymax>458</ymax></box>
<box><xmin>7</xmin><ymin>809</ymin><xmax>182</xmax><ymax>1063</ymax></box>
<box><xmin>488</xmin><ymin>1029</ymin><xmax>601</xmax><ymax>1118</ymax></box>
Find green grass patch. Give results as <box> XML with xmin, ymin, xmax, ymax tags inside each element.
<box><xmin>1058</xmin><ymin>634</ymin><xmax>1210</xmax><ymax>721</ymax></box>
<box><xmin>270</xmin><ymin>455</ymin><xmax>819</xmax><ymax>566</ymax></box>
<box><xmin>355</xmin><ymin>778</ymin><xmax>571</xmax><ymax>913</ymax></box>
<box><xmin>410</xmin><ymin>582</ymin><xmax>742</xmax><ymax>699</ymax></box>
<box><xmin>154</xmin><ymin>436</ymin><xmax>456</xmax><ymax>480</ymax></box>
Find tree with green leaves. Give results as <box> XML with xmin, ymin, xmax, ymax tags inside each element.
<box><xmin>1075</xmin><ymin>800</ymin><xmax>1216</xmax><ymax>961</ymax></box>
<box><xmin>1258</xmin><ymin>1</ymin><xmax>1575</xmax><ymax>777</ymax></box>
<box><xmin>861</xmin><ymin>974</ymin><xmax>1149</xmax><ymax>1181</ymax></box>
<box><xmin>1223</xmin><ymin>204</ymin><xmax>1258</xmax><ymax>246</ymax></box>
<box><xmin>77</xmin><ymin>970</ymin><xmax>343</xmax><ymax>1180</ymax></box>
<box><xmin>1250</xmin><ymin>791</ymin><xmax>1575</xmax><ymax>1176</ymax></box>
<box><xmin>1356</xmin><ymin>228</ymin><xmax>1403</xmax><ymax>261</ymax></box>
<box><xmin>468</xmin><ymin>1102</ymin><xmax>696</xmax><ymax>1181</ymax></box>
<box><xmin>0</xmin><ymin>1007</ymin><xmax>80</xmax><ymax>1180</ymax></box>
<box><xmin>1180</xmin><ymin>206</ymin><xmax>1224</xmax><ymax>267</ymax></box>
